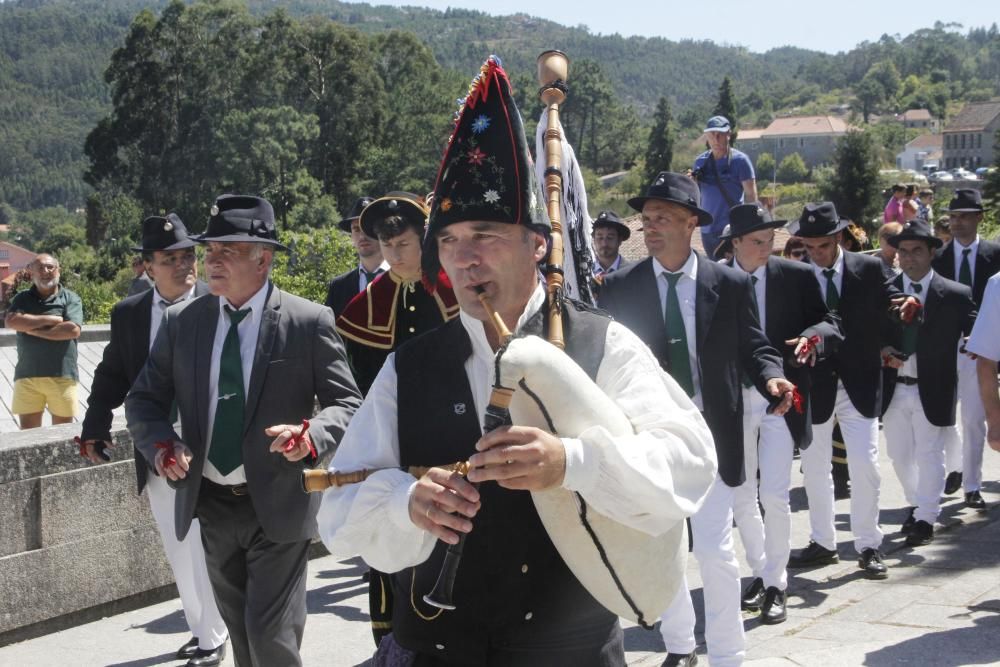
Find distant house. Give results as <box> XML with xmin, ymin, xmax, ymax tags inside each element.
<box><xmin>0</xmin><ymin>241</ymin><xmax>37</xmax><ymax>304</ymax></box>
<box><xmin>737</xmin><ymin>116</ymin><xmax>851</xmax><ymax>173</ymax></box>
<box><xmin>896</xmin><ymin>133</ymin><xmax>942</xmax><ymax>172</ymax></box>
<box><xmin>900</xmin><ymin>109</ymin><xmax>939</xmax><ymax>133</ymax></box>
<box><xmin>942</xmin><ymin>100</ymin><xmax>1000</xmax><ymax>170</ymax></box>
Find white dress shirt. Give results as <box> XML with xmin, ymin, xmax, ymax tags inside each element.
<box><xmin>811</xmin><ymin>246</ymin><xmax>845</xmax><ymax>303</ymax></box>
<box><xmin>651</xmin><ymin>252</ymin><xmax>702</xmax><ymax>410</ymax></box>
<box><xmin>594</xmin><ymin>255</ymin><xmax>623</xmax><ymax>276</ymax></box>
<box><xmin>150</xmin><ymin>284</ymin><xmax>197</xmax><ymax>352</ymax></box>
<box><xmin>953</xmin><ymin>235</ymin><xmax>980</xmax><ymax>285</ymax></box>
<box><xmin>202</xmin><ymin>281</ymin><xmax>271</xmax><ymax>485</ymax></box>
<box><xmin>898</xmin><ymin>270</ymin><xmax>933</xmax><ymax>379</ymax></box>
<box><xmin>358</xmin><ymin>260</ymin><xmax>390</xmax><ymax>292</ymax></box>
<box><xmin>735</xmin><ymin>259</ymin><xmax>767</xmax><ymax>333</ymax></box>
<box><xmin>317</xmin><ymin>282</ymin><xmax>717</xmax><ymax>573</ymax></box>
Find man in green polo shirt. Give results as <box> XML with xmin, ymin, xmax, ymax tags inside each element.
<box><xmin>4</xmin><ymin>253</ymin><xmax>84</xmax><ymax>429</ymax></box>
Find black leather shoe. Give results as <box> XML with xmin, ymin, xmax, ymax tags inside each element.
<box><xmin>858</xmin><ymin>548</ymin><xmax>888</xmax><ymax>579</ymax></box>
<box><xmin>901</xmin><ymin>507</ymin><xmax>916</xmax><ymax>534</ymax></box>
<box><xmin>788</xmin><ymin>541</ymin><xmax>839</xmax><ymax>568</ymax></box>
<box><xmin>741</xmin><ymin>577</ymin><xmax>765</xmax><ymax>611</ymax></box>
<box><xmin>944</xmin><ymin>471</ymin><xmax>963</xmax><ymax>495</ymax></box>
<box><xmin>761</xmin><ymin>586</ymin><xmax>787</xmax><ymax>625</ymax></box>
<box><xmin>905</xmin><ymin>519</ymin><xmax>934</xmax><ymax>546</ymax></box>
<box><xmin>661</xmin><ymin>650</ymin><xmax>698</xmax><ymax>667</ymax></box>
<box><xmin>966</xmin><ymin>490</ymin><xmax>987</xmax><ymax>509</ymax></box>
<box><xmin>176</xmin><ymin>637</ymin><xmax>199</xmax><ymax>660</ymax></box>
<box><xmin>186</xmin><ymin>642</ymin><xmax>226</xmax><ymax>667</ymax></box>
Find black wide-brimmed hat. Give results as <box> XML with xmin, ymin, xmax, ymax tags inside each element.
<box><xmin>423</xmin><ymin>56</ymin><xmax>550</xmax><ymax>286</ymax></box>
<box><xmin>132</xmin><ymin>213</ymin><xmax>198</xmax><ymax>252</ymax></box>
<box><xmin>592</xmin><ymin>210</ymin><xmax>631</xmax><ymax>240</ymax></box>
<box><xmin>359</xmin><ymin>192</ymin><xmax>429</xmax><ymax>239</ymax></box>
<box><xmin>627</xmin><ymin>172</ymin><xmax>714</xmax><ymax>227</ymax></box>
<box><xmin>719</xmin><ymin>204</ymin><xmax>786</xmax><ymax>240</ymax></box>
<box><xmin>886</xmin><ymin>218</ymin><xmax>943</xmax><ymax>249</ymax></box>
<box><xmin>793</xmin><ymin>202</ymin><xmax>851</xmax><ymax>238</ymax></box>
<box><xmin>337</xmin><ymin>196</ymin><xmax>376</xmax><ymax>233</ymax></box>
<box><xmin>197</xmin><ymin>195</ymin><xmax>287</xmax><ymax>250</ymax></box>
<box><xmin>948</xmin><ymin>189</ymin><xmax>983</xmax><ymax>213</ymax></box>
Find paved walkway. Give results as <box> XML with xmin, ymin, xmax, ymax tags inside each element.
<box><xmin>2</xmin><ymin>431</ymin><xmax>1000</xmax><ymax>666</ymax></box>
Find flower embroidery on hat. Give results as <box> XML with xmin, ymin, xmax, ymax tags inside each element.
<box><xmin>467</xmin><ymin>147</ymin><xmax>486</xmax><ymax>165</ymax></box>
<box><xmin>471</xmin><ymin>115</ymin><xmax>491</xmax><ymax>134</ymax></box>
<box><xmin>484</xmin><ymin>190</ymin><xmax>500</xmax><ymax>204</ymax></box>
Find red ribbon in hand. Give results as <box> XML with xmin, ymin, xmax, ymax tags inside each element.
<box><xmin>155</xmin><ymin>440</ymin><xmax>177</xmax><ymax>468</ymax></box>
<box><xmin>283</xmin><ymin>419</ymin><xmax>311</xmax><ymax>454</ymax></box>
<box><xmin>900</xmin><ymin>298</ymin><xmax>923</xmax><ymax>324</ymax></box>
<box><xmin>797</xmin><ymin>335</ymin><xmax>821</xmax><ymax>364</ymax></box>
<box><xmin>791</xmin><ymin>386</ymin><xmax>805</xmax><ymax>415</ymax></box>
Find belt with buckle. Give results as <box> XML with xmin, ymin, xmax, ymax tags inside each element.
<box><xmin>896</xmin><ymin>376</ymin><xmax>919</xmax><ymax>386</ymax></box>
<box><xmin>202</xmin><ymin>478</ymin><xmax>250</xmax><ymax>497</ymax></box>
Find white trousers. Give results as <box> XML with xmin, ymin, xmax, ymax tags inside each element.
<box><xmin>659</xmin><ymin>477</ymin><xmax>744</xmax><ymax>667</ymax></box>
<box><xmin>943</xmin><ymin>422</ymin><xmax>962</xmax><ymax>476</ymax></box>
<box><xmin>957</xmin><ymin>351</ymin><xmax>986</xmax><ymax>491</ymax></box>
<box><xmin>146</xmin><ymin>473</ymin><xmax>228</xmax><ymax>650</ymax></box>
<box><xmin>734</xmin><ymin>388</ymin><xmax>793</xmax><ymax>591</ymax></box>
<box><xmin>800</xmin><ymin>382</ymin><xmax>883</xmax><ymax>553</ymax></box>
<box><xmin>883</xmin><ymin>385</ymin><xmax>946</xmax><ymax>524</ymax></box>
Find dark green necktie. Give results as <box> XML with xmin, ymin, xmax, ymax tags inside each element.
<box><xmin>901</xmin><ymin>282</ymin><xmax>921</xmax><ymax>356</ymax></box>
<box><xmin>823</xmin><ymin>268</ymin><xmax>840</xmax><ymax>312</ymax></box>
<box><xmin>363</xmin><ymin>267</ymin><xmax>383</xmax><ymax>285</ymax></box>
<box><xmin>958</xmin><ymin>248</ymin><xmax>972</xmax><ymax>287</ymax></box>
<box><xmin>208</xmin><ymin>306</ymin><xmax>251</xmax><ymax>475</ymax></box>
<box><xmin>663</xmin><ymin>271</ymin><xmax>694</xmax><ymax>397</ymax></box>
<box><xmin>742</xmin><ymin>275</ymin><xmax>760</xmax><ymax>389</ymax></box>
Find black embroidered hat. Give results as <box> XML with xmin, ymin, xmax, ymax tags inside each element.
<box><xmin>422</xmin><ymin>55</ymin><xmax>549</xmax><ymax>285</ymax></box>
<box><xmin>886</xmin><ymin>218</ymin><xmax>943</xmax><ymax>249</ymax></box>
<box><xmin>337</xmin><ymin>196</ymin><xmax>376</xmax><ymax>233</ymax></box>
<box><xmin>627</xmin><ymin>172</ymin><xmax>714</xmax><ymax>227</ymax></box>
<box><xmin>948</xmin><ymin>189</ymin><xmax>984</xmax><ymax>213</ymax></box>
<box><xmin>197</xmin><ymin>194</ymin><xmax>287</xmax><ymax>250</ymax></box>
<box><xmin>793</xmin><ymin>202</ymin><xmax>851</xmax><ymax>238</ymax></box>
<box><xmin>132</xmin><ymin>213</ymin><xmax>197</xmax><ymax>252</ymax></box>
<box><xmin>592</xmin><ymin>210</ymin><xmax>631</xmax><ymax>241</ymax></box>
<box><xmin>359</xmin><ymin>192</ymin><xmax>429</xmax><ymax>240</ymax></box>
<box><xmin>719</xmin><ymin>204</ymin><xmax>786</xmax><ymax>240</ymax></box>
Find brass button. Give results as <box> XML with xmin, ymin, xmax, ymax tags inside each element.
<box><xmin>435</xmin><ymin>644</ymin><xmax>445</xmax><ymax>650</ymax></box>
<box><xmin>524</xmin><ymin>612</ymin><xmax>533</xmax><ymax>621</ymax></box>
<box><xmin>409</xmin><ymin>305</ymin><xmax>416</xmax><ymax>311</ymax></box>
<box><xmin>409</xmin><ymin>326</ymin><xmax>416</xmax><ymax>333</ymax></box>
<box><xmin>521</xmin><ymin>564</ymin><xmax>528</xmax><ymax>574</ymax></box>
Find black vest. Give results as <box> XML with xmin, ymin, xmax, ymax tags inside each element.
<box><xmin>393</xmin><ymin>302</ymin><xmax>618</xmax><ymax>665</ymax></box>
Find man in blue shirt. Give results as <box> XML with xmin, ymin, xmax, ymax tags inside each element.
<box><xmin>692</xmin><ymin>115</ymin><xmax>758</xmax><ymax>256</ymax></box>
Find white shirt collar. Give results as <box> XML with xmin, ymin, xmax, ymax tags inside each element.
<box><xmin>956</xmin><ymin>235</ymin><xmax>980</xmax><ymax>254</ymax></box>
<box><xmin>461</xmin><ymin>281</ymin><xmax>546</xmax><ymax>360</ymax></box>
<box><xmin>154</xmin><ymin>284</ymin><xmax>196</xmax><ymax>307</ymax></box>
<box><xmin>905</xmin><ymin>269</ymin><xmax>934</xmax><ymax>295</ymax></box>
<box><xmin>218</xmin><ymin>280</ymin><xmax>270</xmax><ymax>324</ymax></box>
<box><xmin>734</xmin><ymin>258</ymin><xmax>767</xmax><ymax>282</ymax></box>
<box><xmin>814</xmin><ymin>247</ymin><xmax>844</xmax><ymax>276</ymax></box>
<box><xmin>652</xmin><ymin>250</ymin><xmax>698</xmax><ymax>282</ymax></box>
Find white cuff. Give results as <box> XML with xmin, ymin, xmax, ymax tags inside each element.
<box><xmin>389</xmin><ymin>480</ymin><xmax>418</xmax><ymax>532</ymax></box>
<box><xmin>561</xmin><ymin>437</ymin><xmax>596</xmax><ymax>493</ymax></box>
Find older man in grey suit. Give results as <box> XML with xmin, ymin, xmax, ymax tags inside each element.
<box><xmin>126</xmin><ymin>195</ymin><xmax>362</xmax><ymax>667</ymax></box>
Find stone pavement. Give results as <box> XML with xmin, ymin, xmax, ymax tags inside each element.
<box><xmin>2</xmin><ymin>431</ymin><xmax>1000</xmax><ymax>666</ymax></box>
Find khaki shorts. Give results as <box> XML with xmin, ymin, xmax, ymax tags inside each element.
<box><xmin>11</xmin><ymin>377</ymin><xmax>79</xmax><ymax>418</ymax></box>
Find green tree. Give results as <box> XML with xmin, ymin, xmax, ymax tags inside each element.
<box><xmin>777</xmin><ymin>153</ymin><xmax>809</xmax><ymax>183</ymax></box>
<box><xmin>755</xmin><ymin>152</ymin><xmax>776</xmax><ymax>181</ymax></box>
<box><xmin>713</xmin><ymin>76</ymin><xmax>738</xmax><ymax>140</ymax></box>
<box><xmin>821</xmin><ymin>130</ymin><xmax>882</xmax><ymax>229</ymax></box>
<box><xmin>644</xmin><ymin>97</ymin><xmax>674</xmax><ymax>183</ymax></box>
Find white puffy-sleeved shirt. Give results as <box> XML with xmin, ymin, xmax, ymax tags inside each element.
<box><xmin>967</xmin><ymin>272</ymin><xmax>1000</xmax><ymax>361</ymax></box>
<box><xmin>317</xmin><ymin>283</ymin><xmax>717</xmax><ymax>573</ymax></box>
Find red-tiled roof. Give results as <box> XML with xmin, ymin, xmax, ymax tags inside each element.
<box><xmin>762</xmin><ymin>115</ymin><xmax>849</xmax><ymax>137</ymax></box>
<box><xmin>902</xmin><ymin>109</ymin><xmax>933</xmax><ymax>121</ymax></box>
<box><xmin>905</xmin><ymin>133</ymin><xmax>942</xmax><ymax>150</ymax></box>
<box><xmin>946</xmin><ymin>100</ymin><xmax>1000</xmax><ymax>132</ymax></box>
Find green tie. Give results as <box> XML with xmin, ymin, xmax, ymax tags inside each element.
<box><xmin>823</xmin><ymin>268</ymin><xmax>840</xmax><ymax>312</ymax></box>
<box><xmin>901</xmin><ymin>282</ymin><xmax>921</xmax><ymax>355</ymax></box>
<box><xmin>663</xmin><ymin>271</ymin><xmax>695</xmax><ymax>397</ymax></box>
<box><xmin>363</xmin><ymin>267</ymin><xmax>383</xmax><ymax>285</ymax></box>
<box><xmin>208</xmin><ymin>306</ymin><xmax>251</xmax><ymax>475</ymax></box>
<box><xmin>959</xmin><ymin>248</ymin><xmax>972</xmax><ymax>287</ymax></box>
<box><xmin>742</xmin><ymin>275</ymin><xmax>760</xmax><ymax>389</ymax></box>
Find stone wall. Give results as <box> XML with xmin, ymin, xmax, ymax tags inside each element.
<box><xmin>0</xmin><ymin>423</ymin><xmax>176</xmax><ymax>646</ymax></box>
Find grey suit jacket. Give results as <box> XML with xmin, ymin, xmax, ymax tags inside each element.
<box><xmin>125</xmin><ymin>283</ymin><xmax>363</xmax><ymax>543</ymax></box>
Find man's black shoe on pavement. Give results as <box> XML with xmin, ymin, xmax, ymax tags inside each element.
<box><xmin>858</xmin><ymin>548</ymin><xmax>888</xmax><ymax>579</ymax></box>
<box><xmin>788</xmin><ymin>541</ymin><xmax>840</xmax><ymax>568</ymax></box>
<box><xmin>761</xmin><ymin>587</ymin><xmax>787</xmax><ymax>625</ymax></box>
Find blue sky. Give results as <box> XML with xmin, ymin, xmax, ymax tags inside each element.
<box><xmin>345</xmin><ymin>0</ymin><xmax>993</xmax><ymax>54</ymax></box>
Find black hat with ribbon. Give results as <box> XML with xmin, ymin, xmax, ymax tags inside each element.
<box><xmin>792</xmin><ymin>202</ymin><xmax>851</xmax><ymax>238</ymax></box>
<box><xmin>338</xmin><ymin>196</ymin><xmax>376</xmax><ymax>232</ymax></box>
<box><xmin>886</xmin><ymin>218</ymin><xmax>943</xmax><ymax>249</ymax></box>
<box><xmin>422</xmin><ymin>55</ymin><xmax>549</xmax><ymax>285</ymax></box>
<box><xmin>948</xmin><ymin>189</ymin><xmax>984</xmax><ymax>213</ymax></box>
<box><xmin>360</xmin><ymin>192</ymin><xmax>429</xmax><ymax>239</ymax></box>
<box><xmin>719</xmin><ymin>204</ymin><xmax>786</xmax><ymax>240</ymax></box>
<box><xmin>592</xmin><ymin>210</ymin><xmax>631</xmax><ymax>240</ymax></box>
<box><xmin>197</xmin><ymin>194</ymin><xmax>287</xmax><ymax>250</ymax></box>
<box><xmin>132</xmin><ymin>213</ymin><xmax>198</xmax><ymax>252</ymax></box>
<box><xmin>627</xmin><ymin>172</ymin><xmax>714</xmax><ymax>227</ymax></box>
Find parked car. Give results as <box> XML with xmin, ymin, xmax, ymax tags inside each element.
<box><xmin>951</xmin><ymin>168</ymin><xmax>978</xmax><ymax>180</ymax></box>
<box><xmin>929</xmin><ymin>171</ymin><xmax>955</xmax><ymax>182</ymax></box>
<box><xmin>976</xmin><ymin>167</ymin><xmax>994</xmax><ymax>178</ymax></box>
